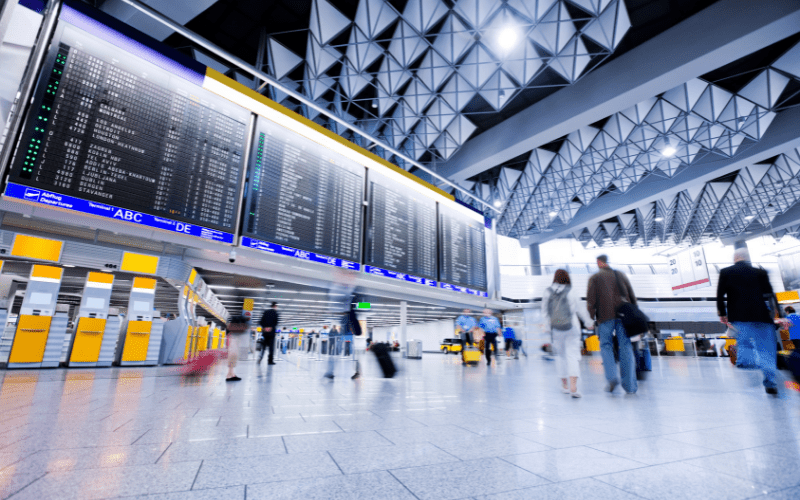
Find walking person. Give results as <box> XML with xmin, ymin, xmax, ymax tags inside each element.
<box><xmin>587</xmin><ymin>255</ymin><xmax>638</xmax><ymax>394</ymax></box>
<box><xmin>259</xmin><ymin>302</ymin><xmax>279</xmax><ymax>365</ymax></box>
<box><xmin>226</xmin><ymin>315</ymin><xmax>250</xmax><ymax>382</ymax></box>
<box><xmin>456</xmin><ymin>309</ymin><xmax>477</xmax><ymax>365</ymax></box>
<box><xmin>503</xmin><ymin>326</ymin><xmax>516</xmax><ymax>358</ymax></box>
<box><xmin>717</xmin><ymin>248</ymin><xmax>779</xmax><ymax>395</ymax></box>
<box><xmin>544</xmin><ymin>269</ymin><xmax>593</xmax><ymax>398</ymax></box>
<box><xmin>479</xmin><ymin>309</ymin><xmax>502</xmax><ymax>366</ymax></box>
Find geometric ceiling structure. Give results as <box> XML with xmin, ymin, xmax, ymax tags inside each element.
<box><xmin>477</xmin><ymin>36</ymin><xmax>800</xmax><ymax>247</ymax></box>
<box><xmin>264</xmin><ymin>0</ymin><xmax>631</xmax><ymax>165</ymax></box>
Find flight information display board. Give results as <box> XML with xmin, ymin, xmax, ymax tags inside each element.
<box><xmin>6</xmin><ymin>8</ymin><xmax>249</xmax><ymax>239</ymax></box>
<box><xmin>365</xmin><ymin>171</ymin><xmax>437</xmax><ymax>281</ymax></box>
<box><xmin>438</xmin><ymin>204</ymin><xmax>487</xmax><ymax>290</ymax></box>
<box><xmin>242</xmin><ymin>116</ymin><xmax>364</xmax><ymax>262</ymax></box>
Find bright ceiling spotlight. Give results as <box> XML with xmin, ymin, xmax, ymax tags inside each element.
<box><xmin>493</xmin><ymin>200</ymin><xmax>502</xmax><ymax>208</ymax></box>
<box><xmin>549</xmin><ymin>210</ymin><xmax>557</xmax><ymax>216</ymax></box>
<box><xmin>497</xmin><ymin>26</ymin><xmax>520</xmax><ymax>51</ymax></box>
<box><xmin>661</xmin><ymin>145</ymin><xmax>677</xmax><ymax>157</ymax></box>
<box><xmin>745</xmin><ymin>215</ymin><xmax>755</xmax><ymax>220</ymax></box>
<box><xmin>654</xmin><ymin>217</ymin><xmax>664</xmax><ymax>222</ymax></box>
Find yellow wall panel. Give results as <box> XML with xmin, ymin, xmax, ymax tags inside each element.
<box><xmin>121</xmin><ymin>252</ymin><xmax>159</xmax><ymax>274</ymax></box>
<box><xmin>12</xmin><ymin>235</ymin><xmax>62</xmax><ymax>262</ymax></box>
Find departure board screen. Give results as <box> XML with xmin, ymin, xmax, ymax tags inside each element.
<box><xmin>7</xmin><ymin>13</ymin><xmax>249</xmax><ymax>235</ymax></box>
<box><xmin>365</xmin><ymin>171</ymin><xmax>437</xmax><ymax>281</ymax></box>
<box><xmin>242</xmin><ymin>116</ymin><xmax>364</xmax><ymax>262</ymax></box>
<box><xmin>439</xmin><ymin>204</ymin><xmax>487</xmax><ymax>290</ymax></box>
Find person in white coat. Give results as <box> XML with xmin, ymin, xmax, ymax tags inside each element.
<box><xmin>543</xmin><ymin>269</ymin><xmax>593</xmax><ymax>398</ymax></box>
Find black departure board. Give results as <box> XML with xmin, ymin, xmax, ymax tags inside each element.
<box><xmin>243</xmin><ymin>116</ymin><xmax>364</xmax><ymax>261</ymax></box>
<box><xmin>9</xmin><ymin>19</ymin><xmax>249</xmax><ymax>233</ymax></box>
<box><xmin>439</xmin><ymin>204</ymin><xmax>487</xmax><ymax>290</ymax></box>
<box><xmin>365</xmin><ymin>170</ymin><xmax>437</xmax><ymax>280</ymax></box>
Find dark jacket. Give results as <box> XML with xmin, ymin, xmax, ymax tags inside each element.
<box><xmin>716</xmin><ymin>261</ymin><xmax>774</xmax><ymax>324</ymax></box>
<box><xmin>260</xmin><ymin>309</ymin><xmax>279</xmax><ymax>334</ymax></box>
<box><xmin>587</xmin><ymin>268</ymin><xmax>637</xmax><ymax>324</ymax></box>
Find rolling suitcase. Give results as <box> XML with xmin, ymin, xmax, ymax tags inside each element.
<box><xmin>462</xmin><ymin>345</ymin><xmax>481</xmax><ymax>364</ymax></box>
<box><xmin>635</xmin><ymin>345</ymin><xmax>651</xmax><ymax>380</ymax></box>
<box><xmin>371</xmin><ymin>343</ymin><xmax>396</xmax><ymax>378</ymax></box>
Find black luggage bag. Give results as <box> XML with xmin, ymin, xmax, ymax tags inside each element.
<box><xmin>371</xmin><ymin>343</ymin><xmax>396</xmax><ymax>378</ymax></box>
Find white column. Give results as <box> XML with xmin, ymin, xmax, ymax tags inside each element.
<box><xmin>400</xmin><ymin>300</ymin><xmax>407</xmax><ymax>356</ymax></box>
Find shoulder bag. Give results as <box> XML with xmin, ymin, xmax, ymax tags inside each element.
<box><xmin>613</xmin><ymin>271</ymin><xmax>649</xmax><ymax>337</ymax></box>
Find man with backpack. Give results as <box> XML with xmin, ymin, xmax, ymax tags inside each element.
<box><xmin>587</xmin><ymin>255</ymin><xmax>638</xmax><ymax>394</ymax></box>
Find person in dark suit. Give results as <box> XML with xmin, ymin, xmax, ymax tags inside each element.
<box><xmin>259</xmin><ymin>302</ymin><xmax>279</xmax><ymax>365</ymax></box>
<box><xmin>717</xmin><ymin>248</ymin><xmax>779</xmax><ymax>395</ymax></box>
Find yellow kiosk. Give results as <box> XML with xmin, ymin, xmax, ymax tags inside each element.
<box><xmin>69</xmin><ymin>271</ymin><xmax>120</xmax><ymax>367</ymax></box>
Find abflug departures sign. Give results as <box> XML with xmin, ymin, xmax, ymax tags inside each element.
<box><xmin>5</xmin><ymin>1</ymin><xmax>248</xmax><ymax>243</ymax></box>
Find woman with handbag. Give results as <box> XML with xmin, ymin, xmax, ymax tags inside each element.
<box><xmin>226</xmin><ymin>315</ymin><xmax>250</xmax><ymax>382</ymax></box>
<box><xmin>543</xmin><ymin>269</ymin><xmax>593</xmax><ymax>398</ymax></box>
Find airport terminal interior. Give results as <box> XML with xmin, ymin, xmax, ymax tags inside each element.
<box><xmin>0</xmin><ymin>0</ymin><xmax>800</xmax><ymax>498</ymax></box>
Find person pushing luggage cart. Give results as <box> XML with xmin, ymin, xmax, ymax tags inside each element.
<box><xmin>456</xmin><ymin>309</ymin><xmax>477</xmax><ymax>365</ymax></box>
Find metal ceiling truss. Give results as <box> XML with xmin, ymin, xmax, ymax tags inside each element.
<box><xmin>571</xmin><ymin>148</ymin><xmax>800</xmax><ymax>249</ymax></box>
<box><xmin>258</xmin><ymin>0</ymin><xmax>631</xmax><ymax>168</ymax></box>
<box><xmin>480</xmin><ymin>38</ymin><xmax>800</xmax><ymax>245</ymax></box>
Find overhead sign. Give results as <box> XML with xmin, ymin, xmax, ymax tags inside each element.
<box><xmin>669</xmin><ymin>247</ymin><xmax>711</xmax><ymax>293</ymax></box>
<box><xmin>5</xmin><ymin>183</ymin><xmax>235</xmax><ymax>243</ymax></box>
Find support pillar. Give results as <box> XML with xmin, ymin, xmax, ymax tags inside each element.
<box><xmin>529</xmin><ymin>243</ymin><xmax>541</xmax><ymax>275</ymax></box>
<box><xmin>400</xmin><ymin>300</ymin><xmax>407</xmax><ymax>356</ymax></box>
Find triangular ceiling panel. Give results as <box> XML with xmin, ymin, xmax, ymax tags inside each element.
<box><xmin>309</xmin><ymin>0</ymin><xmax>350</xmax><ymax>45</ymax></box>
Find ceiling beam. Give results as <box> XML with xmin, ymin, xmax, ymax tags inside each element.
<box><xmin>722</xmin><ymin>197</ymin><xmax>800</xmax><ymax>244</ymax></box>
<box><xmin>521</xmin><ymin>105</ymin><xmax>800</xmax><ymax>246</ymax></box>
<box><xmin>438</xmin><ymin>0</ymin><xmax>800</xmax><ymax>182</ymax></box>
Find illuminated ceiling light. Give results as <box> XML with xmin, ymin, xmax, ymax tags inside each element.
<box><xmin>549</xmin><ymin>211</ymin><xmax>557</xmax><ymax>217</ymax></box>
<box><xmin>493</xmin><ymin>200</ymin><xmax>502</xmax><ymax>208</ymax></box>
<box><xmin>497</xmin><ymin>26</ymin><xmax>520</xmax><ymax>52</ymax></box>
<box><xmin>661</xmin><ymin>146</ymin><xmax>677</xmax><ymax>157</ymax></box>
<box><xmin>745</xmin><ymin>215</ymin><xmax>755</xmax><ymax>220</ymax></box>
<box><xmin>654</xmin><ymin>217</ymin><xmax>664</xmax><ymax>222</ymax></box>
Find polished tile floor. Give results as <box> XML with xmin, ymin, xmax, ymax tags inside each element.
<box><xmin>0</xmin><ymin>350</ymin><xmax>799</xmax><ymax>500</ymax></box>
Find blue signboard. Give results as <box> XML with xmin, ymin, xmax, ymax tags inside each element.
<box><xmin>241</xmin><ymin>236</ymin><xmax>360</xmax><ymax>270</ymax></box>
<box><xmin>439</xmin><ymin>282</ymin><xmax>489</xmax><ymax>298</ymax></box>
<box><xmin>4</xmin><ymin>182</ymin><xmax>235</xmax><ymax>244</ymax></box>
<box><xmin>364</xmin><ymin>265</ymin><xmax>437</xmax><ymax>287</ymax></box>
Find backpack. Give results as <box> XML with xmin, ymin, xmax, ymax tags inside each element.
<box><xmin>548</xmin><ymin>286</ymin><xmax>573</xmax><ymax>331</ymax></box>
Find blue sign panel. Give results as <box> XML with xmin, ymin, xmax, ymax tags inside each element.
<box><xmin>5</xmin><ymin>183</ymin><xmax>235</xmax><ymax>244</ymax></box>
<box><xmin>241</xmin><ymin>236</ymin><xmax>360</xmax><ymax>271</ymax></box>
<box><xmin>439</xmin><ymin>282</ymin><xmax>489</xmax><ymax>298</ymax></box>
<box><xmin>363</xmin><ymin>265</ymin><xmax>437</xmax><ymax>287</ymax></box>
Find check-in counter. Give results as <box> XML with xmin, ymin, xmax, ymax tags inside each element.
<box><xmin>118</xmin><ymin>277</ymin><xmax>163</xmax><ymax>366</ymax></box>
<box><xmin>7</xmin><ymin>265</ymin><xmax>68</xmax><ymax>369</ymax></box>
<box><xmin>69</xmin><ymin>271</ymin><xmax>118</xmax><ymax>367</ymax></box>
<box><xmin>196</xmin><ymin>322</ymin><xmax>210</xmax><ymax>353</ymax></box>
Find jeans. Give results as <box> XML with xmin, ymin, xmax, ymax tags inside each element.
<box><xmin>597</xmin><ymin>319</ymin><xmax>637</xmax><ymax>393</ymax></box>
<box><xmin>485</xmin><ymin>333</ymin><xmax>498</xmax><ymax>365</ymax></box>
<box><xmin>731</xmin><ymin>322</ymin><xmax>777</xmax><ymax>389</ymax></box>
